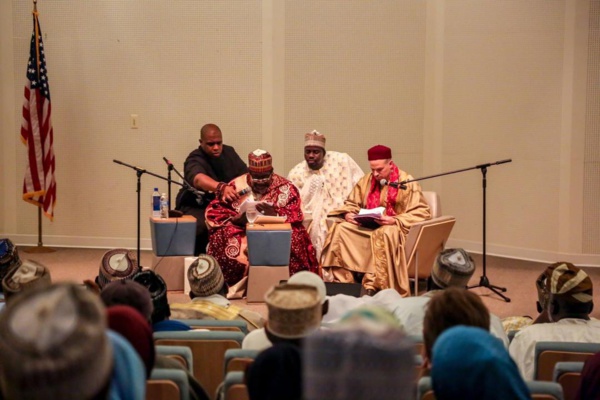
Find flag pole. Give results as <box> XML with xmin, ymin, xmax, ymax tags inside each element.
<box><xmin>23</xmin><ymin>0</ymin><xmax>56</xmax><ymax>255</ymax></box>
<box><xmin>24</xmin><ymin>207</ymin><xmax>56</xmax><ymax>254</ymax></box>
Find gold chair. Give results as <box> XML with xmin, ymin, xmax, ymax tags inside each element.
<box><xmin>223</xmin><ymin>371</ymin><xmax>249</xmax><ymax>400</ymax></box>
<box><xmin>156</xmin><ymin>345</ymin><xmax>194</xmax><ymax>373</ymax></box>
<box><xmin>553</xmin><ymin>361</ymin><xmax>584</xmax><ymax>400</ymax></box>
<box><xmin>146</xmin><ymin>368</ymin><xmax>190</xmax><ymax>400</ymax></box>
<box><xmin>405</xmin><ymin>191</ymin><xmax>456</xmax><ymax>295</ymax></box>
<box><xmin>224</xmin><ymin>348</ymin><xmax>260</xmax><ymax>375</ymax></box>
<box><xmin>154</xmin><ymin>330</ymin><xmax>245</xmax><ymax>399</ymax></box>
<box><xmin>534</xmin><ymin>341</ymin><xmax>600</xmax><ymax>381</ymax></box>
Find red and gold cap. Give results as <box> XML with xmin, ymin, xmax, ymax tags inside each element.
<box><xmin>248</xmin><ymin>149</ymin><xmax>273</xmax><ymax>173</ymax></box>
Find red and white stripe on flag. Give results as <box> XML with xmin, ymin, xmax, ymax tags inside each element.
<box><xmin>21</xmin><ymin>12</ymin><xmax>56</xmax><ymax>221</ymax></box>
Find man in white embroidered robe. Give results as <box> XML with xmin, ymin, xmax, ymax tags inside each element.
<box><xmin>287</xmin><ymin>131</ymin><xmax>363</xmax><ymax>260</ymax></box>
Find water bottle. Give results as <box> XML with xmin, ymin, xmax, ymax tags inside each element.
<box><xmin>152</xmin><ymin>188</ymin><xmax>160</xmax><ymax>218</ymax></box>
<box><xmin>160</xmin><ymin>193</ymin><xmax>169</xmax><ymax>219</ymax></box>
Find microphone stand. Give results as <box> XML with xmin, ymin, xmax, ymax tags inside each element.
<box><xmin>162</xmin><ymin>157</ymin><xmax>206</xmax><ymax>205</ymax></box>
<box><xmin>167</xmin><ymin>162</ymin><xmax>173</xmax><ymax>211</ymax></box>
<box><xmin>397</xmin><ymin>158</ymin><xmax>512</xmax><ymax>302</ymax></box>
<box><xmin>113</xmin><ymin>159</ymin><xmax>186</xmax><ymax>265</ymax></box>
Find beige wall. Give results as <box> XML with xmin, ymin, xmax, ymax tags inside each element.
<box><xmin>1</xmin><ymin>0</ymin><xmax>598</xmax><ymax>266</ymax></box>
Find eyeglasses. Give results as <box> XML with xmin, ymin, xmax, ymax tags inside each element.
<box><xmin>249</xmin><ymin>173</ymin><xmax>272</xmax><ymax>184</ymax></box>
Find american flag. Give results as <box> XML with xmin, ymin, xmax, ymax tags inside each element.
<box><xmin>21</xmin><ymin>11</ymin><xmax>56</xmax><ymax>220</ymax></box>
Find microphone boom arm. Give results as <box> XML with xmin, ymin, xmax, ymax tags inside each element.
<box><xmin>397</xmin><ymin>159</ymin><xmax>512</xmax><ymax>188</ymax></box>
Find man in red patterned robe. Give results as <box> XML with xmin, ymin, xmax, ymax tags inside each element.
<box><xmin>206</xmin><ymin>149</ymin><xmax>319</xmax><ymax>298</ymax></box>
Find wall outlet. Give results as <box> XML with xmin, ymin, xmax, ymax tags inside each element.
<box><xmin>130</xmin><ymin>114</ymin><xmax>139</xmax><ymax>129</ymax></box>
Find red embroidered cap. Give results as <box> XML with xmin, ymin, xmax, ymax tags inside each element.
<box><xmin>367</xmin><ymin>145</ymin><xmax>392</xmax><ymax>161</ymax></box>
<box><xmin>248</xmin><ymin>149</ymin><xmax>273</xmax><ymax>173</ymax></box>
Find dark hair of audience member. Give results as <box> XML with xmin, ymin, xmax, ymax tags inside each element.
<box><xmin>423</xmin><ymin>287</ymin><xmax>490</xmax><ymax>361</ymax></box>
<box><xmin>245</xmin><ymin>342</ymin><xmax>302</xmax><ymax>400</ymax></box>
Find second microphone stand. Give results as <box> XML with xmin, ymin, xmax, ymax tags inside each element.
<box><xmin>399</xmin><ymin>158</ymin><xmax>512</xmax><ymax>302</ymax></box>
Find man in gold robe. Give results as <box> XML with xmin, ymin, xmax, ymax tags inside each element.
<box><xmin>320</xmin><ymin>145</ymin><xmax>431</xmax><ymax>297</ymax></box>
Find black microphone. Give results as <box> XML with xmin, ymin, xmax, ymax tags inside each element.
<box><xmin>162</xmin><ymin>157</ymin><xmax>173</xmax><ymax>166</ymax></box>
<box><xmin>237</xmin><ymin>187</ymin><xmax>251</xmax><ymax>196</ymax></box>
<box><xmin>379</xmin><ymin>179</ymin><xmax>402</xmax><ymax>188</ymax></box>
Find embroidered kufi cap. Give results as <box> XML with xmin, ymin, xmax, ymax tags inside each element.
<box><xmin>0</xmin><ymin>283</ymin><xmax>113</xmax><ymax>400</ymax></box>
<box><xmin>265</xmin><ymin>283</ymin><xmax>321</xmax><ymax>339</ymax></box>
<box><xmin>248</xmin><ymin>149</ymin><xmax>273</xmax><ymax>174</ymax></box>
<box><xmin>543</xmin><ymin>262</ymin><xmax>593</xmax><ymax>304</ymax></box>
<box><xmin>96</xmin><ymin>248</ymin><xmax>139</xmax><ymax>289</ymax></box>
<box><xmin>287</xmin><ymin>271</ymin><xmax>326</xmax><ymax>304</ymax></box>
<box><xmin>304</xmin><ymin>130</ymin><xmax>326</xmax><ymax>149</ymax></box>
<box><xmin>431</xmin><ymin>248</ymin><xmax>476</xmax><ymax>289</ymax></box>
<box><xmin>367</xmin><ymin>145</ymin><xmax>392</xmax><ymax>161</ymax></box>
<box><xmin>2</xmin><ymin>259</ymin><xmax>52</xmax><ymax>303</ymax></box>
<box><xmin>188</xmin><ymin>254</ymin><xmax>225</xmax><ymax>297</ymax></box>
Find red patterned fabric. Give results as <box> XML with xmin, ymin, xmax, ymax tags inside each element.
<box><xmin>366</xmin><ymin>162</ymin><xmax>400</xmax><ymax>216</ymax></box>
<box><xmin>206</xmin><ymin>173</ymin><xmax>319</xmax><ymax>289</ymax></box>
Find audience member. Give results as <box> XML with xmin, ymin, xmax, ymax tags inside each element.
<box><xmin>431</xmin><ymin>326</ymin><xmax>530</xmax><ymax>400</ymax></box>
<box><xmin>106</xmin><ymin>330</ymin><xmax>147</xmax><ymax>399</ymax></box>
<box><xmin>303</xmin><ymin>305</ymin><xmax>415</xmax><ymax>400</ymax></box>
<box><xmin>175</xmin><ymin>123</ymin><xmax>248</xmax><ymax>255</ymax></box>
<box><xmin>1</xmin><ymin>259</ymin><xmax>52</xmax><ymax>304</ymax></box>
<box><xmin>132</xmin><ymin>269</ymin><xmax>192</xmax><ymax>332</ymax></box>
<box><xmin>95</xmin><ymin>248</ymin><xmax>139</xmax><ymax>289</ymax></box>
<box><xmin>106</xmin><ymin>304</ymin><xmax>210</xmax><ymax>400</ymax></box>
<box><xmin>575</xmin><ymin>351</ymin><xmax>600</xmax><ymax>400</ymax></box>
<box><xmin>0</xmin><ymin>283</ymin><xmax>145</xmax><ymax>400</ymax></box>
<box><xmin>321</xmin><ymin>144</ymin><xmax>431</xmax><ymax>296</ymax></box>
<box><xmin>170</xmin><ymin>254</ymin><xmax>265</xmax><ymax>330</ymax></box>
<box><xmin>287</xmin><ymin>130</ymin><xmax>364</xmax><ymax>259</ymax></box>
<box><xmin>100</xmin><ymin>278</ymin><xmax>154</xmax><ymax>323</ymax></box>
<box><xmin>422</xmin><ymin>287</ymin><xmax>491</xmax><ymax>369</ymax></box>
<box><xmin>509</xmin><ymin>262</ymin><xmax>600</xmax><ymax>380</ymax></box>
<box><xmin>0</xmin><ymin>238</ymin><xmax>21</xmax><ymax>286</ymax></box>
<box><xmin>206</xmin><ymin>149</ymin><xmax>318</xmax><ymax>298</ymax></box>
<box><xmin>244</xmin><ymin>284</ymin><xmax>319</xmax><ymax>399</ymax></box>
<box><xmin>246</xmin><ymin>342</ymin><xmax>303</xmax><ymax>400</ymax></box>
<box><xmin>106</xmin><ymin>305</ymin><xmax>156</xmax><ymax>378</ymax></box>
<box><xmin>322</xmin><ymin>248</ymin><xmax>508</xmax><ymax>345</ymax></box>
<box><xmin>243</xmin><ymin>273</ymin><xmax>327</xmax><ymax>350</ymax></box>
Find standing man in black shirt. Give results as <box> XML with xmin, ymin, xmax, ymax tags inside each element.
<box><xmin>175</xmin><ymin>124</ymin><xmax>247</xmax><ymax>255</ymax></box>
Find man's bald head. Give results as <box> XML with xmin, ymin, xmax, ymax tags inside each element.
<box><xmin>200</xmin><ymin>124</ymin><xmax>221</xmax><ymax>140</ymax></box>
<box><xmin>199</xmin><ymin>124</ymin><xmax>223</xmax><ymax>158</ymax></box>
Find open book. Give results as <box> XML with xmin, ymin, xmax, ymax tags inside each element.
<box><xmin>354</xmin><ymin>207</ymin><xmax>385</xmax><ymax>229</ymax></box>
<box><xmin>239</xmin><ymin>200</ymin><xmax>287</xmax><ymax>224</ymax></box>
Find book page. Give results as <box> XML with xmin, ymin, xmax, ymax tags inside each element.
<box><xmin>354</xmin><ymin>207</ymin><xmax>385</xmax><ymax>229</ymax></box>
<box><xmin>357</xmin><ymin>207</ymin><xmax>385</xmax><ymax>218</ymax></box>
<box><xmin>239</xmin><ymin>200</ymin><xmax>272</xmax><ymax>214</ymax></box>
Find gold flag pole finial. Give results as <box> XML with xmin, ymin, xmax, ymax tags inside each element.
<box><xmin>33</xmin><ymin>0</ymin><xmax>37</xmax><ymax>13</ymax></box>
